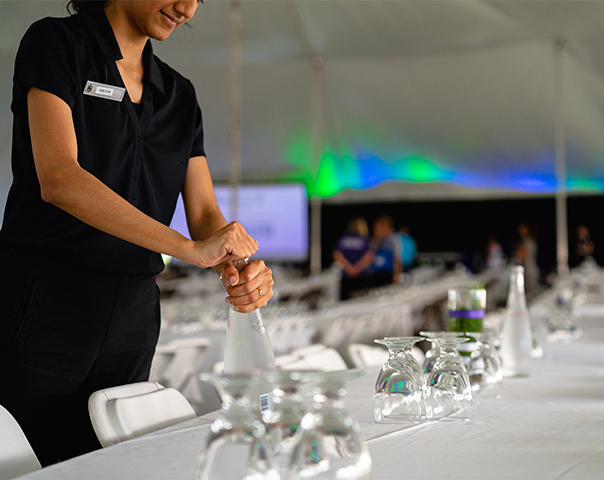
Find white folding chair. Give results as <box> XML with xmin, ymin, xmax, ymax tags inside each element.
<box><xmin>0</xmin><ymin>405</ymin><xmax>41</xmax><ymax>479</ymax></box>
<box><xmin>159</xmin><ymin>337</ymin><xmax>211</xmax><ymax>391</ymax></box>
<box><xmin>89</xmin><ymin>382</ymin><xmax>197</xmax><ymax>448</ymax></box>
<box><xmin>148</xmin><ymin>344</ymin><xmax>177</xmax><ymax>383</ymax></box>
<box><xmin>348</xmin><ymin>343</ymin><xmax>389</xmax><ymax>368</ymax></box>
<box><xmin>277</xmin><ymin>357</ymin><xmax>314</xmax><ymax>371</ymax></box>
<box><xmin>274</xmin><ymin>354</ymin><xmax>300</xmax><ymax>368</ymax></box>
<box><xmin>157</xmin><ymin>337</ymin><xmax>212</xmax><ymax>411</ymax></box>
<box><xmin>291</xmin><ymin>344</ymin><xmax>327</xmax><ymax>357</ymax></box>
<box><xmin>298</xmin><ymin>347</ymin><xmax>348</xmax><ymax>371</ymax></box>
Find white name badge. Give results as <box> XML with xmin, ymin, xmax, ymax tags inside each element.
<box><xmin>83</xmin><ymin>80</ymin><xmax>126</xmax><ymax>102</ymax></box>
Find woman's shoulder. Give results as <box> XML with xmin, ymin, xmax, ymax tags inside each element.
<box><xmin>22</xmin><ymin>14</ymin><xmax>84</xmax><ymax>44</ymax></box>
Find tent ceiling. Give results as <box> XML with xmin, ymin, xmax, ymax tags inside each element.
<box><xmin>2</xmin><ymin>1</ymin><xmax>604</xmax><ymax>218</ymax></box>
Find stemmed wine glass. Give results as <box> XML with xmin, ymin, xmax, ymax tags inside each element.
<box><xmin>425</xmin><ymin>336</ymin><xmax>472</xmax><ymax>421</ymax></box>
<box><xmin>373</xmin><ymin>337</ymin><xmax>426</xmax><ymax>423</ymax></box>
<box><xmin>197</xmin><ymin>373</ymin><xmax>279</xmax><ymax>480</ymax></box>
<box><xmin>289</xmin><ymin>370</ymin><xmax>372</xmax><ymax>480</ymax></box>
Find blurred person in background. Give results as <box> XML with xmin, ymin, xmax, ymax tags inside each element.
<box><xmin>572</xmin><ymin>224</ymin><xmax>595</xmax><ymax>267</ymax></box>
<box><xmin>369</xmin><ymin>214</ymin><xmax>402</xmax><ymax>287</ymax></box>
<box><xmin>486</xmin><ymin>234</ymin><xmax>506</xmax><ymax>270</ymax></box>
<box><xmin>514</xmin><ymin>223</ymin><xmax>540</xmax><ymax>294</ymax></box>
<box><xmin>395</xmin><ymin>224</ymin><xmax>417</xmax><ymax>272</ymax></box>
<box><xmin>332</xmin><ymin>216</ymin><xmax>373</xmax><ymax>300</ymax></box>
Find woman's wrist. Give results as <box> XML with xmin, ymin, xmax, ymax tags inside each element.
<box><xmin>169</xmin><ymin>235</ymin><xmax>204</xmax><ymax>268</ymax></box>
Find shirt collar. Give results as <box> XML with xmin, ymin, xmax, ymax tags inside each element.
<box><xmin>143</xmin><ymin>41</ymin><xmax>165</xmax><ymax>95</ymax></box>
<box><xmin>79</xmin><ymin>8</ymin><xmax>165</xmax><ymax>96</ymax></box>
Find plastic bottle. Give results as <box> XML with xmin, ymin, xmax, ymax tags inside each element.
<box><xmin>223</xmin><ymin>259</ymin><xmax>276</xmax><ymax>413</ymax></box>
<box><xmin>500</xmin><ymin>266</ymin><xmax>533</xmax><ymax>377</ymax></box>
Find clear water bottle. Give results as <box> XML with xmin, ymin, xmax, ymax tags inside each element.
<box><xmin>223</xmin><ymin>259</ymin><xmax>276</xmax><ymax>413</ymax></box>
<box><xmin>500</xmin><ymin>266</ymin><xmax>533</xmax><ymax>377</ymax></box>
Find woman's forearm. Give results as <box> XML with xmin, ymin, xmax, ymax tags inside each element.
<box><xmin>44</xmin><ymin>163</ymin><xmax>197</xmax><ymax>263</ymax></box>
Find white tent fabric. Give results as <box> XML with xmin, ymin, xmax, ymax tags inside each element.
<box><xmin>2</xmin><ymin>0</ymin><xmax>604</xmax><ymax>223</ymax></box>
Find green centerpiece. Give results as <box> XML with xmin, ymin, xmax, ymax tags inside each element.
<box><xmin>447</xmin><ymin>287</ymin><xmax>487</xmax><ymax>362</ymax></box>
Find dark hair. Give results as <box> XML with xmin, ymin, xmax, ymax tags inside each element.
<box><xmin>375</xmin><ymin>214</ymin><xmax>394</xmax><ymax>230</ymax></box>
<box><xmin>67</xmin><ymin>1</ymin><xmax>109</xmax><ymax>15</ymax></box>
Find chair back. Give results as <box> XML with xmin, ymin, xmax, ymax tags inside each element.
<box><xmin>0</xmin><ymin>405</ymin><xmax>41</xmax><ymax>479</ymax></box>
<box><xmin>159</xmin><ymin>337</ymin><xmax>211</xmax><ymax>391</ymax></box>
<box><xmin>348</xmin><ymin>343</ymin><xmax>389</xmax><ymax>368</ymax></box>
<box><xmin>89</xmin><ymin>382</ymin><xmax>197</xmax><ymax>448</ymax></box>
<box><xmin>297</xmin><ymin>346</ymin><xmax>348</xmax><ymax>371</ymax></box>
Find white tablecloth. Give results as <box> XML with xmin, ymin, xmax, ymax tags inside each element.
<box><xmin>20</xmin><ymin>297</ymin><xmax>604</xmax><ymax>480</ymax></box>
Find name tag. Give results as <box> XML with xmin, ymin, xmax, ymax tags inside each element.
<box><xmin>83</xmin><ymin>80</ymin><xmax>125</xmax><ymax>102</ymax></box>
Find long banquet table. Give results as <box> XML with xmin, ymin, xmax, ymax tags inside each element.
<box><xmin>19</xmin><ymin>291</ymin><xmax>604</xmax><ymax>480</ymax></box>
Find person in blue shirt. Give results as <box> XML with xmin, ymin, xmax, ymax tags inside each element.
<box><xmin>333</xmin><ymin>217</ymin><xmax>373</xmax><ymax>299</ymax></box>
<box><xmin>395</xmin><ymin>224</ymin><xmax>417</xmax><ymax>272</ymax></box>
<box><xmin>369</xmin><ymin>215</ymin><xmax>402</xmax><ymax>287</ymax></box>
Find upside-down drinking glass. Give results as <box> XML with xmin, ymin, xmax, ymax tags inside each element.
<box><xmin>420</xmin><ymin>331</ymin><xmax>464</xmax><ymax>375</ymax></box>
<box><xmin>263</xmin><ymin>371</ymin><xmax>316</xmax><ymax>476</ymax></box>
<box><xmin>373</xmin><ymin>337</ymin><xmax>426</xmax><ymax>423</ymax></box>
<box><xmin>197</xmin><ymin>373</ymin><xmax>279</xmax><ymax>480</ymax></box>
<box><xmin>289</xmin><ymin>370</ymin><xmax>372</xmax><ymax>480</ymax></box>
<box><xmin>544</xmin><ymin>289</ymin><xmax>582</xmax><ymax>344</ymax></box>
<box><xmin>425</xmin><ymin>336</ymin><xmax>472</xmax><ymax>421</ymax></box>
<box><xmin>465</xmin><ymin>331</ymin><xmax>503</xmax><ymax>395</ymax></box>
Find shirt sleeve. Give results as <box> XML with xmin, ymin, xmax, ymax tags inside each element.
<box><xmin>11</xmin><ymin>18</ymin><xmax>79</xmax><ymax>118</ymax></box>
<box><xmin>189</xmin><ymin>99</ymin><xmax>206</xmax><ymax>158</ymax></box>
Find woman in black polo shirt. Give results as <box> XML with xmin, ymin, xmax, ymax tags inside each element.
<box><xmin>0</xmin><ymin>0</ymin><xmax>274</xmax><ymax>465</ymax></box>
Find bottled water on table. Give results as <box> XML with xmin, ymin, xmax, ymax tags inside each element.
<box><xmin>223</xmin><ymin>259</ymin><xmax>276</xmax><ymax>413</ymax></box>
<box><xmin>500</xmin><ymin>266</ymin><xmax>533</xmax><ymax>377</ymax></box>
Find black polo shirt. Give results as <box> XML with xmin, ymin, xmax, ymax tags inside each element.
<box><xmin>0</xmin><ymin>8</ymin><xmax>205</xmax><ymax>276</ymax></box>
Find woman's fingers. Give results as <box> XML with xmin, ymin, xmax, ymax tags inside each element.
<box><xmin>217</xmin><ymin>221</ymin><xmax>258</xmax><ymax>261</ymax></box>
<box><xmin>225</xmin><ymin>259</ymin><xmax>274</xmax><ymax>311</ymax></box>
<box><xmin>221</xmin><ymin>262</ymin><xmax>240</xmax><ymax>289</ymax></box>
<box><xmin>227</xmin><ymin>283</ymin><xmax>274</xmax><ymax>313</ymax></box>
<box><xmin>193</xmin><ymin>221</ymin><xmax>258</xmax><ymax>268</ymax></box>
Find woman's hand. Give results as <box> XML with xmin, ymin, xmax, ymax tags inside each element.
<box><xmin>186</xmin><ymin>221</ymin><xmax>258</xmax><ymax>268</ymax></box>
<box><xmin>221</xmin><ymin>259</ymin><xmax>274</xmax><ymax>313</ymax></box>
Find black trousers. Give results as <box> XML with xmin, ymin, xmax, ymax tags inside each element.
<box><xmin>0</xmin><ymin>249</ymin><xmax>160</xmax><ymax>466</ymax></box>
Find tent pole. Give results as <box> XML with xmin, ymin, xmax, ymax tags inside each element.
<box><xmin>229</xmin><ymin>0</ymin><xmax>242</xmax><ymax>221</ymax></box>
<box><xmin>554</xmin><ymin>39</ymin><xmax>569</xmax><ymax>276</ymax></box>
<box><xmin>310</xmin><ymin>56</ymin><xmax>324</xmax><ymax>274</ymax></box>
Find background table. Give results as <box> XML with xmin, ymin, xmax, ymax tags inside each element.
<box><xmin>19</xmin><ymin>288</ymin><xmax>604</xmax><ymax>480</ymax></box>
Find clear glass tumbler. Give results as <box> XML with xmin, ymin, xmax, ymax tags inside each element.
<box><xmin>425</xmin><ymin>336</ymin><xmax>472</xmax><ymax>421</ymax></box>
<box><xmin>420</xmin><ymin>331</ymin><xmax>464</xmax><ymax>375</ymax></box>
<box><xmin>197</xmin><ymin>373</ymin><xmax>279</xmax><ymax>480</ymax></box>
<box><xmin>373</xmin><ymin>337</ymin><xmax>426</xmax><ymax>423</ymax></box>
<box><xmin>263</xmin><ymin>370</ymin><xmax>316</xmax><ymax>477</ymax></box>
<box><xmin>465</xmin><ymin>331</ymin><xmax>503</xmax><ymax>395</ymax></box>
<box><xmin>289</xmin><ymin>370</ymin><xmax>372</xmax><ymax>480</ymax></box>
